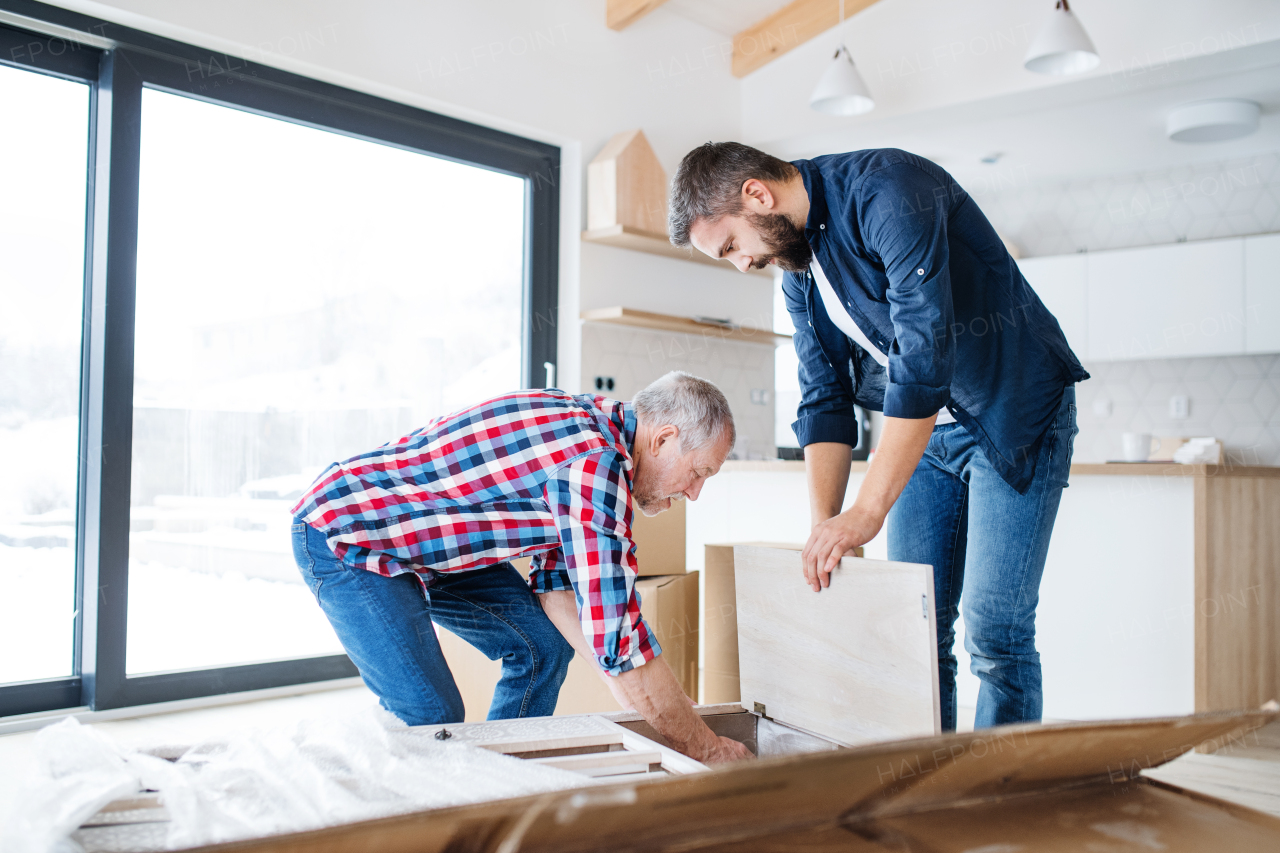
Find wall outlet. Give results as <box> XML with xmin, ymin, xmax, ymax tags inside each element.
<box><xmin>1170</xmin><ymin>394</ymin><xmax>1189</xmax><ymax>419</ymax></box>
<box><xmin>593</xmin><ymin>376</ymin><xmax>615</xmax><ymax>392</ymax></box>
<box><xmin>750</xmin><ymin>389</ymin><xmax>770</xmax><ymax>405</ymax></box>
<box><xmin>1092</xmin><ymin>398</ymin><xmax>1112</xmax><ymax>417</ymax></box>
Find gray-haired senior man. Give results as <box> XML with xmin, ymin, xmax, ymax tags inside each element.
<box><xmin>292</xmin><ymin>370</ymin><xmax>752</xmax><ymax>763</ymax></box>
<box><xmin>668</xmin><ymin>143</ymin><xmax>1087</xmax><ymax>733</ymax></box>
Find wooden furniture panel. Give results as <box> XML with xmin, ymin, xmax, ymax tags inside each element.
<box><xmin>1087</xmin><ymin>237</ymin><xmax>1245</xmax><ymax>360</ymax></box>
<box><xmin>1196</xmin><ymin>474</ymin><xmax>1280</xmax><ymax>712</ymax></box>
<box><xmin>734</xmin><ymin>545</ymin><xmax>939</xmax><ymax>745</ymax></box>
<box><xmin>1017</xmin><ymin>253</ymin><xmax>1088</xmax><ymax>360</ymax></box>
<box><xmin>415</xmin><ymin>714</ymin><xmax>708</xmax><ymax>778</ymax></box>
<box><xmin>1245</xmin><ymin>232</ymin><xmax>1280</xmax><ymax>353</ymax></box>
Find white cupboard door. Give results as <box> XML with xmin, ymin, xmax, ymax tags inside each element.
<box><xmin>1245</xmin><ymin>233</ymin><xmax>1280</xmax><ymax>354</ymax></box>
<box><xmin>1087</xmin><ymin>238</ymin><xmax>1245</xmax><ymax>361</ymax></box>
<box><xmin>1018</xmin><ymin>254</ymin><xmax>1088</xmax><ymax>361</ymax></box>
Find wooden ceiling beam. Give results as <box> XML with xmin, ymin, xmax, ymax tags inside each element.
<box><xmin>732</xmin><ymin>0</ymin><xmax>881</xmax><ymax>78</ymax></box>
<box><xmin>607</xmin><ymin>0</ymin><xmax>671</xmax><ymax>31</ymax></box>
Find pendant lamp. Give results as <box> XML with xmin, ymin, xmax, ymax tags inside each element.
<box><xmin>810</xmin><ymin>0</ymin><xmax>874</xmax><ymax>116</ymax></box>
<box><xmin>1024</xmin><ymin>0</ymin><xmax>1100</xmax><ymax>75</ymax></box>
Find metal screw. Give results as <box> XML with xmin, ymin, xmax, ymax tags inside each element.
<box><xmin>435</xmin><ymin>728</ymin><xmax>452</xmax><ymax>741</ymax></box>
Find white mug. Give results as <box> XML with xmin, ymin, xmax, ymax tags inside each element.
<box><xmin>1121</xmin><ymin>432</ymin><xmax>1159</xmax><ymax>462</ymax></box>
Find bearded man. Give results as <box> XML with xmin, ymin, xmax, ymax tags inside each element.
<box><xmin>669</xmin><ymin>144</ymin><xmax>1087</xmax><ymax>732</ymax></box>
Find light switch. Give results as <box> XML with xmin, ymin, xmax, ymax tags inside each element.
<box><xmin>750</xmin><ymin>389</ymin><xmax>770</xmax><ymax>405</ymax></box>
<box><xmin>1170</xmin><ymin>394</ymin><xmax>1189</xmax><ymax>419</ymax></box>
<box><xmin>1092</xmin><ymin>398</ymin><xmax>1112</xmax><ymax>417</ymax></box>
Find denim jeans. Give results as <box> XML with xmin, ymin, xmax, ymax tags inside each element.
<box><xmin>887</xmin><ymin>387</ymin><xmax>1077</xmax><ymax>732</ymax></box>
<box><xmin>291</xmin><ymin>519</ymin><xmax>574</xmax><ymax>725</ymax></box>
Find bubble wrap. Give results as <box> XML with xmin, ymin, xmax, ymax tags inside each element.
<box><xmin>3</xmin><ymin>706</ymin><xmax>592</xmax><ymax>852</ymax></box>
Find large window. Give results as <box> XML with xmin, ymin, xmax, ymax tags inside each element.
<box><xmin>0</xmin><ymin>62</ymin><xmax>89</xmax><ymax>685</ymax></box>
<box><xmin>0</xmin><ymin>5</ymin><xmax>558</xmax><ymax>716</ymax></box>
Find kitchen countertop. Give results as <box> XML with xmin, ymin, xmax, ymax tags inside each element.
<box><xmin>722</xmin><ymin>460</ymin><xmax>1280</xmax><ymax>478</ymax></box>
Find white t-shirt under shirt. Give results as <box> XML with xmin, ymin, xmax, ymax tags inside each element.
<box><xmin>810</xmin><ymin>257</ymin><xmax>955</xmax><ymax>425</ymax></box>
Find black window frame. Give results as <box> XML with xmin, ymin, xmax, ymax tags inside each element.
<box><xmin>0</xmin><ymin>0</ymin><xmax>560</xmax><ymax>717</ymax></box>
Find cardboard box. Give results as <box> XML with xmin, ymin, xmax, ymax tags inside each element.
<box><xmin>631</xmin><ymin>498</ymin><xmax>685</xmax><ymax>575</ymax></box>
<box><xmin>438</xmin><ymin>570</ymin><xmax>700</xmax><ymax>721</ymax></box>
<box><xmin>191</xmin><ymin>708</ymin><xmax>1280</xmax><ymax>853</ymax></box>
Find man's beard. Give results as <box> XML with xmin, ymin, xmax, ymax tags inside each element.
<box><xmin>747</xmin><ymin>211</ymin><xmax>812</xmax><ymax>273</ymax></box>
<box><xmin>633</xmin><ymin>483</ymin><xmax>682</xmax><ymax>517</ymax></box>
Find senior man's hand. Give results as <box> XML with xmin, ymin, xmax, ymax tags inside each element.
<box><xmin>801</xmin><ymin>505</ymin><xmax>883</xmax><ymax>592</ymax></box>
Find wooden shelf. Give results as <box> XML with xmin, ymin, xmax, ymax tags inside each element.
<box><xmin>582</xmin><ymin>224</ymin><xmax>774</xmax><ymax>279</ymax></box>
<box><xmin>581</xmin><ymin>306</ymin><xmax>791</xmax><ymax>346</ymax></box>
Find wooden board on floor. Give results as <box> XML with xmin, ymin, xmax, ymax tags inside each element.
<box><xmin>733</xmin><ymin>544</ymin><xmax>939</xmax><ymax>745</ymax></box>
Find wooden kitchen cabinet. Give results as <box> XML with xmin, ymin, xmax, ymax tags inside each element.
<box><xmin>1245</xmin><ymin>232</ymin><xmax>1280</xmax><ymax>354</ymax></box>
<box><xmin>1086</xmin><ymin>237</ymin><xmax>1245</xmax><ymax>361</ymax></box>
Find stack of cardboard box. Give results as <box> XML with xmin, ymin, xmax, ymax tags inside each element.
<box><xmin>437</xmin><ymin>501</ymin><xmax>699</xmax><ymax>721</ymax></box>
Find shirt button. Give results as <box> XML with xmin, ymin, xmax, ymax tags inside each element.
<box><xmin>917</xmin><ymin>268</ymin><xmax>925</xmax><ymax>275</ymax></box>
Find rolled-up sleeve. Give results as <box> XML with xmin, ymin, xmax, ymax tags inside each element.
<box><xmin>784</xmin><ymin>271</ymin><xmax>861</xmax><ymax>447</ymax></box>
<box><xmin>529</xmin><ymin>449</ymin><xmax>659</xmax><ymax>676</ymax></box>
<box><xmin>859</xmin><ymin>164</ymin><xmax>956</xmax><ymax>419</ymax></box>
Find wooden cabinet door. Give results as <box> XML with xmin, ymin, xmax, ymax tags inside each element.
<box><xmin>1087</xmin><ymin>238</ymin><xmax>1245</xmax><ymax>361</ymax></box>
<box><xmin>1018</xmin><ymin>254</ymin><xmax>1088</xmax><ymax>361</ymax></box>
<box><xmin>1245</xmin><ymin>232</ymin><xmax>1280</xmax><ymax>354</ymax></box>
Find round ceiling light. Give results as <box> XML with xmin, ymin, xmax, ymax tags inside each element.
<box><xmin>1024</xmin><ymin>0</ymin><xmax>1100</xmax><ymax>75</ymax></box>
<box><xmin>1166</xmin><ymin>99</ymin><xmax>1261</xmax><ymax>143</ymax></box>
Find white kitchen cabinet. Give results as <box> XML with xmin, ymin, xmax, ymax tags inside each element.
<box><xmin>1086</xmin><ymin>238</ymin><xmax>1245</xmax><ymax>361</ymax></box>
<box><xmin>1245</xmin><ymin>232</ymin><xmax>1280</xmax><ymax>354</ymax></box>
<box><xmin>1017</xmin><ymin>254</ymin><xmax>1088</xmax><ymax>361</ymax></box>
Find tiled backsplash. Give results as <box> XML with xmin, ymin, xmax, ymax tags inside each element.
<box><xmin>579</xmin><ymin>322</ymin><xmax>776</xmax><ymax>459</ymax></box>
<box><xmin>1072</xmin><ymin>354</ymin><xmax>1280</xmax><ymax>465</ymax></box>
<box><xmin>972</xmin><ymin>149</ymin><xmax>1280</xmax><ymax>466</ymax></box>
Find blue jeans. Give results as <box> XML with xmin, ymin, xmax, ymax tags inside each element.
<box><xmin>291</xmin><ymin>520</ymin><xmax>573</xmax><ymax>725</ymax></box>
<box><xmin>887</xmin><ymin>387</ymin><xmax>1077</xmax><ymax>732</ymax></box>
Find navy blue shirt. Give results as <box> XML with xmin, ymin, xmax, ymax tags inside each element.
<box><xmin>784</xmin><ymin>150</ymin><xmax>1088</xmax><ymax>493</ymax></box>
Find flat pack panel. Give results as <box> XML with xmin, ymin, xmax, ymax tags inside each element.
<box><xmin>734</xmin><ymin>545</ymin><xmax>939</xmax><ymax>745</ymax></box>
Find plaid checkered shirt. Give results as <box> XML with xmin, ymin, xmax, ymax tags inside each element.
<box><xmin>291</xmin><ymin>390</ymin><xmax>659</xmax><ymax>676</ymax></box>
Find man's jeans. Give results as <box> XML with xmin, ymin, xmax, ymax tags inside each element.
<box><xmin>291</xmin><ymin>520</ymin><xmax>574</xmax><ymax>725</ymax></box>
<box><xmin>887</xmin><ymin>387</ymin><xmax>1077</xmax><ymax>732</ymax></box>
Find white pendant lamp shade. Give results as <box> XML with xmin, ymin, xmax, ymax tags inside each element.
<box><xmin>1167</xmin><ymin>100</ymin><xmax>1260</xmax><ymax>143</ymax></box>
<box><xmin>1024</xmin><ymin>0</ymin><xmax>1100</xmax><ymax>75</ymax></box>
<box><xmin>810</xmin><ymin>46</ymin><xmax>875</xmax><ymax>116</ymax></box>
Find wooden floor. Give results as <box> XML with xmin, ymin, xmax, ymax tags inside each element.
<box><xmin>1143</xmin><ymin>719</ymin><xmax>1280</xmax><ymax>817</ymax></box>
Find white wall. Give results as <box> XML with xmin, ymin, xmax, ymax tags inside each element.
<box><xmin>48</xmin><ymin>0</ymin><xmax>751</xmax><ymax>394</ymax></box>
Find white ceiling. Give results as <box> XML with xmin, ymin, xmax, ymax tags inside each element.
<box><xmin>704</xmin><ymin>0</ymin><xmax>1280</xmax><ymax>191</ymax></box>
<box><xmin>771</xmin><ymin>39</ymin><xmax>1280</xmax><ymax>190</ymax></box>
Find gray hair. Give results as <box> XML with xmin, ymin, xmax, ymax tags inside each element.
<box><xmin>632</xmin><ymin>371</ymin><xmax>736</xmax><ymax>453</ymax></box>
<box><xmin>668</xmin><ymin>142</ymin><xmax>799</xmax><ymax>249</ymax></box>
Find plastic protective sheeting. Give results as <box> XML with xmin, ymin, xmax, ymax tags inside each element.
<box><xmin>4</xmin><ymin>706</ymin><xmax>592</xmax><ymax>853</ymax></box>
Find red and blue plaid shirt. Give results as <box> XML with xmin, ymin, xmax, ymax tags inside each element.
<box><xmin>291</xmin><ymin>390</ymin><xmax>658</xmax><ymax>676</ymax></box>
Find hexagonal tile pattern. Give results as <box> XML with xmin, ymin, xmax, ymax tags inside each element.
<box><xmin>1077</xmin><ymin>353</ymin><xmax>1280</xmax><ymax>466</ymax></box>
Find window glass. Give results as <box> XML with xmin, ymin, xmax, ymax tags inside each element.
<box><xmin>127</xmin><ymin>89</ymin><xmax>526</xmax><ymax>674</ymax></box>
<box><xmin>0</xmin><ymin>65</ymin><xmax>89</xmax><ymax>684</ymax></box>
